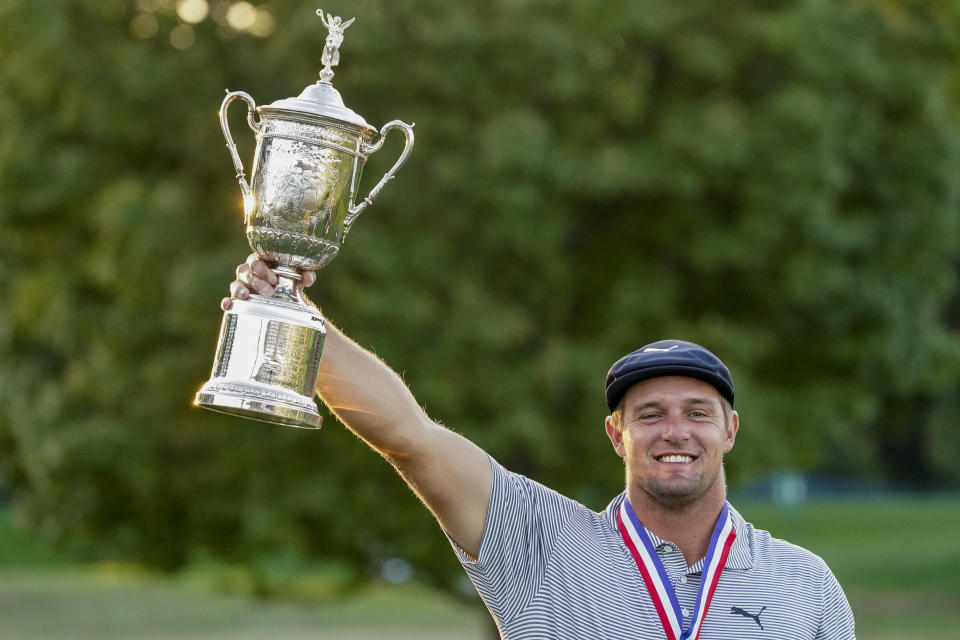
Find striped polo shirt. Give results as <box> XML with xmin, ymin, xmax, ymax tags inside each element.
<box><xmin>449</xmin><ymin>457</ymin><xmax>855</xmax><ymax>639</ymax></box>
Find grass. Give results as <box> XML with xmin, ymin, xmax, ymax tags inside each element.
<box><xmin>0</xmin><ymin>498</ymin><xmax>958</xmax><ymax>639</ymax></box>
<box><xmin>0</xmin><ymin>507</ymin><xmax>489</xmax><ymax>639</ymax></box>
<box><xmin>738</xmin><ymin>497</ymin><xmax>960</xmax><ymax>639</ymax></box>
<box><xmin>0</xmin><ymin>568</ymin><xmax>489</xmax><ymax>640</ymax></box>
<box><xmin>737</xmin><ymin>498</ymin><xmax>960</xmax><ymax>593</ymax></box>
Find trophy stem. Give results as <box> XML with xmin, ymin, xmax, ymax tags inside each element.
<box><xmin>273</xmin><ymin>265</ymin><xmax>302</xmax><ymax>281</ymax></box>
<box><xmin>272</xmin><ymin>266</ymin><xmax>303</xmax><ymax>302</ymax></box>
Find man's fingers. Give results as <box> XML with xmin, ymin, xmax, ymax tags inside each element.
<box><xmin>228</xmin><ymin>255</ymin><xmax>320</xmax><ymax>304</ymax></box>
<box><xmin>246</xmin><ymin>253</ymin><xmax>278</xmax><ymax>285</ymax></box>
<box><xmin>229</xmin><ymin>280</ymin><xmax>252</xmax><ymax>300</ymax></box>
<box><xmin>220</xmin><ymin>297</ymin><xmax>234</xmax><ymax>311</ymax></box>
<box><xmin>236</xmin><ymin>263</ymin><xmax>274</xmax><ymax>296</ymax></box>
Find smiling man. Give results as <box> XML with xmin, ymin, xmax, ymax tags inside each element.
<box><xmin>451</xmin><ymin>340</ymin><xmax>855</xmax><ymax>639</ymax></box>
<box><xmin>226</xmin><ymin>257</ymin><xmax>856</xmax><ymax>639</ymax></box>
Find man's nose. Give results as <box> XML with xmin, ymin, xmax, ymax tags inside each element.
<box><xmin>660</xmin><ymin>413</ymin><xmax>690</xmax><ymax>441</ymax></box>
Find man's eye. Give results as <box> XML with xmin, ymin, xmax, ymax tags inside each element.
<box><xmin>690</xmin><ymin>411</ymin><xmax>707</xmax><ymax>418</ymax></box>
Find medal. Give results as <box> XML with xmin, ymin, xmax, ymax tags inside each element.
<box><xmin>616</xmin><ymin>500</ymin><xmax>736</xmax><ymax>640</ymax></box>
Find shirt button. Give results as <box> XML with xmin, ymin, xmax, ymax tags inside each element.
<box><xmin>682</xmin><ymin>608</ymin><xmax>690</xmax><ymax>618</ymax></box>
<box><xmin>679</xmin><ymin>575</ymin><xmax>688</xmax><ymax>584</ymax></box>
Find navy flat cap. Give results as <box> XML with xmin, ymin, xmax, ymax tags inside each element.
<box><xmin>605</xmin><ymin>340</ymin><xmax>734</xmax><ymax>411</ymax></box>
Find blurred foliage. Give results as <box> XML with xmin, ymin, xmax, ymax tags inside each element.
<box><xmin>2</xmin><ymin>0</ymin><xmax>960</xmax><ymax>594</ymax></box>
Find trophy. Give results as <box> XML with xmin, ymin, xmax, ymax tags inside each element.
<box><xmin>194</xmin><ymin>10</ymin><xmax>415</xmax><ymax>428</ymax></box>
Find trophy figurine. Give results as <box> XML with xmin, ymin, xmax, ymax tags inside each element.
<box><xmin>194</xmin><ymin>9</ymin><xmax>415</xmax><ymax>428</ymax></box>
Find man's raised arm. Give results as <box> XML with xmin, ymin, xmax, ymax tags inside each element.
<box><xmin>223</xmin><ymin>254</ymin><xmax>492</xmax><ymax>558</ymax></box>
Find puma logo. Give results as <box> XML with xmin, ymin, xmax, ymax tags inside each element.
<box><xmin>731</xmin><ymin>606</ymin><xmax>766</xmax><ymax>630</ymax></box>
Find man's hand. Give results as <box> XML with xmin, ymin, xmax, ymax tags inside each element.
<box><xmin>220</xmin><ymin>253</ymin><xmax>318</xmax><ymax>311</ymax></box>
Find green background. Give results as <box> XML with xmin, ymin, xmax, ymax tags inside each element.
<box><xmin>2</xmin><ymin>0</ymin><xmax>959</xmax><ymax>637</ymax></box>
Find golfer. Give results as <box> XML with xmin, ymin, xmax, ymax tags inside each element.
<box><xmin>224</xmin><ymin>253</ymin><xmax>856</xmax><ymax>639</ymax></box>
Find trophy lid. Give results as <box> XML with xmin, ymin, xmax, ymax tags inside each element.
<box><xmin>262</xmin><ymin>10</ymin><xmax>372</xmax><ymax>131</ymax></box>
<box><xmin>265</xmin><ymin>82</ymin><xmax>372</xmax><ymax>129</ymax></box>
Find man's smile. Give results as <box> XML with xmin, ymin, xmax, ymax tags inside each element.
<box><xmin>654</xmin><ymin>453</ymin><xmax>698</xmax><ymax>464</ymax></box>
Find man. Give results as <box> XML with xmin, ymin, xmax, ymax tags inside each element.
<box><xmin>224</xmin><ymin>253</ymin><xmax>856</xmax><ymax>639</ymax></box>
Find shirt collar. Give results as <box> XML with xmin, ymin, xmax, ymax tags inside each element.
<box><xmin>604</xmin><ymin>493</ymin><xmax>754</xmax><ymax>572</ymax></box>
<box><xmin>723</xmin><ymin>503</ymin><xmax>754</xmax><ymax>570</ymax></box>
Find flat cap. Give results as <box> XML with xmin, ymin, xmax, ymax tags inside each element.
<box><xmin>605</xmin><ymin>340</ymin><xmax>734</xmax><ymax>411</ymax></box>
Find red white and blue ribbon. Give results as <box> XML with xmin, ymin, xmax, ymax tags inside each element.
<box><xmin>616</xmin><ymin>500</ymin><xmax>737</xmax><ymax>640</ymax></box>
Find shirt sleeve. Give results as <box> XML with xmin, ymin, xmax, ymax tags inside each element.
<box><xmin>815</xmin><ymin>563</ymin><xmax>856</xmax><ymax>639</ymax></box>
<box><xmin>446</xmin><ymin>455</ymin><xmax>580</xmax><ymax>625</ymax></box>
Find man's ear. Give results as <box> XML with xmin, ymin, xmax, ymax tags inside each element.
<box><xmin>723</xmin><ymin>410</ymin><xmax>739</xmax><ymax>453</ymax></box>
<box><xmin>605</xmin><ymin>416</ymin><xmax>626</xmax><ymax>458</ymax></box>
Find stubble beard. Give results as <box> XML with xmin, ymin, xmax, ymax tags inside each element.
<box><xmin>636</xmin><ymin>462</ymin><xmax>724</xmax><ymax>511</ymax></box>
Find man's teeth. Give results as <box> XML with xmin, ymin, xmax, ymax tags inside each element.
<box><xmin>659</xmin><ymin>455</ymin><xmax>694</xmax><ymax>463</ymax></box>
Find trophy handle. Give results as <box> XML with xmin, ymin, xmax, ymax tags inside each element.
<box><xmin>219</xmin><ymin>90</ymin><xmax>261</xmax><ymax>207</ymax></box>
<box><xmin>345</xmin><ymin>120</ymin><xmax>415</xmax><ymax>235</ymax></box>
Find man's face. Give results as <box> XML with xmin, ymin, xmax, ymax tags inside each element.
<box><xmin>605</xmin><ymin>376</ymin><xmax>738</xmax><ymax>509</ymax></box>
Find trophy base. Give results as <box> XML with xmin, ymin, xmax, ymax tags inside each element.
<box><xmin>195</xmin><ymin>384</ymin><xmax>322</xmax><ymax>429</ymax></box>
<box><xmin>194</xmin><ymin>293</ymin><xmax>326</xmax><ymax>430</ymax></box>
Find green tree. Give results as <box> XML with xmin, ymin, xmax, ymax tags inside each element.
<box><xmin>1</xmin><ymin>0</ymin><xmax>959</xmax><ymax>600</ymax></box>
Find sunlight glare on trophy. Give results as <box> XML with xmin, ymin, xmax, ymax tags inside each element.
<box><xmin>243</xmin><ymin>191</ymin><xmax>256</xmax><ymax>220</ymax></box>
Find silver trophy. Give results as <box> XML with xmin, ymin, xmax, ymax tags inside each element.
<box><xmin>195</xmin><ymin>10</ymin><xmax>415</xmax><ymax>428</ymax></box>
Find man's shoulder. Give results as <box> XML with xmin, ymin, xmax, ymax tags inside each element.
<box><xmin>730</xmin><ymin>509</ymin><xmax>855</xmax><ymax>632</ymax></box>
<box><xmin>740</xmin><ymin>517</ymin><xmax>831</xmax><ymax>576</ymax></box>
<box><xmin>491</xmin><ymin>457</ymin><xmax>617</xmax><ymax>530</ymax></box>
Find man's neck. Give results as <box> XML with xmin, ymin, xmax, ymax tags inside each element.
<box><xmin>625</xmin><ymin>481</ymin><xmax>727</xmax><ymax>567</ymax></box>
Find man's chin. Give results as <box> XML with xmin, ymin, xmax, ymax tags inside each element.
<box><xmin>640</xmin><ymin>479</ymin><xmax>711</xmax><ymax>509</ymax></box>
